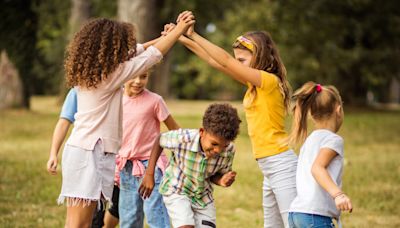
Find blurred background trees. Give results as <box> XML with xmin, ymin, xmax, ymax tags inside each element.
<box><xmin>0</xmin><ymin>0</ymin><xmax>399</xmax><ymax>108</ymax></box>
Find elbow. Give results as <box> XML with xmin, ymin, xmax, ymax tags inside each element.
<box><xmin>311</xmin><ymin>164</ymin><xmax>320</xmax><ymax>179</ymax></box>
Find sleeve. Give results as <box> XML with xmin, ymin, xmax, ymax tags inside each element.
<box><xmin>320</xmin><ymin>134</ymin><xmax>344</xmax><ymax>157</ymax></box>
<box><xmin>155</xmin><ymin>96</ymin><xmax>170</xmax><ymax>122</ymax></box>
<box><xmin>105</xmin><ymin>45</ymin><xmax>163</xmax><ymax>90</ymax></box>
<box><xmin>259</xmin><ymin>70</ymin><xmax>279</xmax><ymax>93</ymax></box>
<box><xmin>59</xmin><ymin>88</ymin><xmax>77</xmax><ymax>123</ymax></box>
<box><xmin>159</xmin><ymin>129</ymin><xmax>181</xmax><ymax>150</ymax></box>
<box><xmin>217</xmin><ymin>144</ymin><xmax>236</xmax><ymax>174</ymax></box>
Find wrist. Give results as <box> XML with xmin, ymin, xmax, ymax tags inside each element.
<box><xmin>333</xmin><ymin>191</ymin><xmax>344</xmax><ymax>199</ymax></box>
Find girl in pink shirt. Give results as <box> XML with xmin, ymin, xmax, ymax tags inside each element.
<box><xmin>58</xmin><ymin>12</ymin><xmax>194</xmax><ymax>228</ymax></box>
<box><xmin>117</xmin><ymin>71</ymin><xmax>179</xmax><ymax>228</ymax></box>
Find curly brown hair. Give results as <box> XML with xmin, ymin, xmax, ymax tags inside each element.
<box><xmin>65</xmin><ymin>18</ymin><xmax>136</xmax><ymax>89</ymax></box>
<box><xmin>202</xmin><ymin>103</ymin><xmax>241</xmax><ymax>141</ymax></box>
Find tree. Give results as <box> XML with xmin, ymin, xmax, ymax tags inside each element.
<box><xmin>0</xmin><ymin>0</ymin><xmax>38</xmax><ymax>108</ymax></box>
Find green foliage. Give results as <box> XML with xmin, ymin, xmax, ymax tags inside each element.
<box><xmin>32</xmin><ymin>0</ymin><xmax>70</xmax><ymax>94</ymax></box>
<box><xmin>1</xmin><ymin>0</ymin><xmax>398</xmax><ymax>102</ymax></box>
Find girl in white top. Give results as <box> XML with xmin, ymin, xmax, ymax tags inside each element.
<box><xmin>58</xmin><ymin>12</ymin><xmax>194</xmax><ymax>228</ymax></box>
<box><xmin>287</xmin><ymin>82</ymin><xmax>352</xmax><ymax>228</ymax></box>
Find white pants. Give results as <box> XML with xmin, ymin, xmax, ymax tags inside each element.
<box><xmin>163</xmin><ymin>193</ymin><xmax>216</xmax><ymax>228</ymax></box>
<box><xmin>257</xmin><ymin>150</ymin><xmax>298</xmax><ymax>228</ymax></box>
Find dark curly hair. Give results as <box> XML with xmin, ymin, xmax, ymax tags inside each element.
<box><xmin>65</xmin><ymin>18</ymin><xmax>136</xmax><ymax>89</ymax></box>
<box><xmin>203</xmin><ymin>103</ymin><xmax>241</xmax><ymax>141</ymax></box>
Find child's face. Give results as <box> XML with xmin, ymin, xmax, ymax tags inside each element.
<box><xmin>233</xmin><ymin>48</ymin><xmax>253</xmax><ymax>67</ymax></box>
<box><xmin>124</xmin><ymin>73</ymin><xmax>149</xmax><ymax>97</ymax></box>
<box><xmin>199</xmin><ymin>128</ymin><xmax>231</xmax><ymax>159</ymax></box>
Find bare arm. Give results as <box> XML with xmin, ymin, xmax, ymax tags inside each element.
<box><xmin>179</xmin><ymin>35</ymin><xmax>239</xmax><ymax>81</ymax></box>
<box><xmin>47</xmin><ymin>118</ymin><xmax>72</xmax><ymax>175</ymax></box>
<box><xmin>142</xmin><ymin>36</ymin><xmax>163</xmax><ymax>49</ymax></box>
<box><xmin>152</xmin><ymin>11</ymin><xmax>195</xmax><ymax>55</ymax></box>
<box><xmin>138</xmin><ymin>134</ymin><xmax>163</xmax><ymax>198</ymax></box>
<box><xmin>163</xmin><ymin>115</ymin><xmax>180</xmax><ymax>130</ymax></box>
<box><xmin>189</xmin><ymin>32</ymin><xmax>262</xmax><ymax>87</ymax></box>
<box><xmin>312</xmin><ymin>148</ymin><xmax>353</xmax><ymax>212</ymax></box>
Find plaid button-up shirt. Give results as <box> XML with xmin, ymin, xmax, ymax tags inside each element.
<box><xmin>159</xmin><ymin>128</ymin><xmax>235</xmax><ymax>207</ymax></box>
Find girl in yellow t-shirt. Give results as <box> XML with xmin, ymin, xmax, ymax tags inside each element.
<box><xmin>169</xmin><ymin>17</ymin><xmax>297</xmax><ymax>228</ymax></box>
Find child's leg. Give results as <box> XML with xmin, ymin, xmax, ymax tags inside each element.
<box><xmin>257</xmin><ymin>150</ymin><xmax>297</xmax><ymax>228</ymax></box>
<box><xmin>103</xmin><ymin>185</ymin><xmax>119</xmax><ymax>228</ymax></box>
<box><xmin>91</xmin><ymin>202</ymin><xmax>105</xmax><ymax>228</ymax></box>
<box><xmin>163</xmin><ymin>193</ymin><xmax>195</xmax><ymax>228</ymax></box>
<box><xmin>66</xmin><ymin>200</ymin><xmax>97</xmax><ymax>228</ymax></box>
<box><xmin>143</xmin><ymin>165</ymin><xmax>170</xmax><ymax>228</ymax></box>
<box><xmin>192</xmin><ymin>202</ymin><xmax>216</xmax><ymax>228</ymax></box>
<box><xmin>119</xmin><ymin>161</ymin><xmax>144</xmax><ymax>228</ymax></box>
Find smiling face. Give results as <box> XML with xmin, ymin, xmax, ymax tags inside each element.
<box><xmin>199</xmin><ymin>128</ymin><xmax>231</xmax><ymax>159</ymax></box>
<box><xmin>124</xmin><ymin>72</ymin><xmax>149</xmax><ymax>97</ymax></box>
<box><xmin>233</xmin><ymin>48</ymin><xmax>253</xmax><ymax>67</ymax></box>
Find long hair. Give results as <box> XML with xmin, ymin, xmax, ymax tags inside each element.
<box><xmin>233</xmin><ymin>31</ymin><xmax>291</xmax><ymax>111</ymax></box>
<box><xmin>65</xmin><ymin>18</ymin><xmax>136</xmax><ymax>89</ymax></box>
<box><xmin>287</xmin><ymin>81</ymin><xmax>343</xmax><ymax>146</ymax></box>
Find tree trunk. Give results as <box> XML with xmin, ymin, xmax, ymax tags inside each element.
<box><xmin>389</xmin><ymin>77</ymin><xmax>400</xmax><ymax>104</ymax></box>
<box><xmin>0</xmin><ymin>50</ymin><xmax>23</xmax><ymax>110</ymax></box>
<box><xmin>117</xmin><ymin>0</ymin><xmax>170</xmax><ymax>98</ymax></box>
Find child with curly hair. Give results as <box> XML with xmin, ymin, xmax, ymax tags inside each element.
<box><xmin>139</xmin><ymin>103</ymin><xmax>241</xmax><ymax>228</ymax></box>
<box><xmin>57</xmin><ymin>11</ymin><xmax>194</xmax><ymax>228</ymax></box>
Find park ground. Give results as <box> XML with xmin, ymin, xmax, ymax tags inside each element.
<box><xmin>0</xmin><ymin>96</ymin><xmax>399</xmax><ymax>227</ymax></box>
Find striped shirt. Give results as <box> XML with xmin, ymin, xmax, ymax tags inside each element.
<box><xmin>159</xmin><ymin>129</ymin><xmax>235</xmax><ymax>207</ymax></box>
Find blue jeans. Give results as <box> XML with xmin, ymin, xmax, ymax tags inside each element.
<box><xmin>119</xmin><ymin>160</ymin><xmax>170</xmax><ymax>228</ymax></box>
<box><xmin>289</xmin><ymin>212</ymin><xmax>335</xmax><ymax>228</ymax></box>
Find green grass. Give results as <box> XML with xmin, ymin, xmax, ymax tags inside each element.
<box><xmin>0</xmin><ymin>96</ymin><xmax>399</xmax><ymax>227</ymax></box>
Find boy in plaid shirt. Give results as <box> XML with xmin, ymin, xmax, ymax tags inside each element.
<box><xmin>139</xmin><ymin>103</ymin><xmax>241</xmax><ymax>228</ymax></box>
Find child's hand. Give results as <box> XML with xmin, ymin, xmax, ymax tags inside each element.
<box><xmin>138</xmin><ymin>172</ymin><xmax>155</xmax><ymax>199</ymax></box>
<box><xmin>161</xmin><ymin>23</ymin><xmax>176</xmax><ymax>36</ymax></box>
<box><xmin>46</xmin><ymin>155</ymin><xmax>58</xmax><ymax>175</ymax></box>
<box><xmin>175</xmin><ymin>11</ymin><xmax>195</xmax><ymax>34</ymax></box>
<box><xmin>334</xmin><ymin>193</ymin><xmax>353</xmax><ymax>213</ymax></box>
<box><xmin>219</xmin><ymin>171</ymin><xmax>237</xmax><ymax>187</ymax></box>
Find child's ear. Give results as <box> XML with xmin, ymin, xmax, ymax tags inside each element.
<box><xmin>199</xmin><ymin>128</ymin><xmax>204</xmax><ymax>136</ymax></box>
<box><xmin>336</xmin><ymin>104</ymin><xmax>343</xmax><ymax>115</ymax></box>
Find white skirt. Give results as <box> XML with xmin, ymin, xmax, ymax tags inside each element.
<box><xmin>58</xmin><ymin>140</ymin><xmax>116</xmax><ymax>207</ymax></box>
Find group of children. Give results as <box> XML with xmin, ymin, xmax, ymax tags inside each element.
<box><xmin>47</xmin><ymin>10</ymin><xmax>352</xmax><ymax>228</ymax></box>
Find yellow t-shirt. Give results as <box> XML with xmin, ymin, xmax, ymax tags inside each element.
<box><xmin>243</xmin><ymin>70</ymin><xmax>289</xmax><ymax>159</ymax></box>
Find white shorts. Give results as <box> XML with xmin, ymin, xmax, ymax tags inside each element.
<box><xmin>163</xmin><ymin>193</ymin><xmax>216</xmax><ymax>228</ymax></box>
<box><xmin>58</xmin><ymin>140</ymin><xmax>116</xmax><ymax>207</ymax></box>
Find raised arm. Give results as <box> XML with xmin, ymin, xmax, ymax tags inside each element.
<box><xmin>152</xmin><ymin>11</ymin><xmax>195</xmax><ymax>55</ymax></box>
<box><xmin>188</xmin><ymin>32</ymin><xmax>262</xmax><ymax>87</ymax></box>
<box><xmin>179</xmin><ymin>35</ymin><xmax>239</xmax><ymax>81</ymax></box>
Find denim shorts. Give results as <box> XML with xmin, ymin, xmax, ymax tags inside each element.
<box><xmin>58</xmin><ymin>140</ymin><xmax>116</xmax><ymax>206</ymax></box>
<box><xmin>119</xmin><ymin>160</ymin><xmax>170</xmax><ymax>228</ymax></box>
<box><xmin>288</xmin><ymin>212</ymin><xmax>335</xmax><ymax>228</ymax></box>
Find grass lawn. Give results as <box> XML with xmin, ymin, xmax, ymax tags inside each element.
<box><xmin>0</xmin><ymin>96</ymin><xmax>399</xmax><ymax>227</ymax></box>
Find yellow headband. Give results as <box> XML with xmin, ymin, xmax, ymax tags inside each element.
<box><xmin>235</xmin><ymin>36</ymin><xmax>254</xmax><ymax>52</ymax></box>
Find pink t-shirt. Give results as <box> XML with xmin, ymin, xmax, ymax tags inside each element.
<box><xmin>66</xmin><ymin>44</ymin><xmax>162</xmax><ymax>153</ymax></box>
<box><xmin>116</xmin><ymin>89</ymin><xmax>170</xmax><ymax>179</ymax></box>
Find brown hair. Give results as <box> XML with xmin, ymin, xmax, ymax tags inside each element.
<box><xmin>287</xmin><ymin>81</ymin><xmax>343</xmax><ymax>146</ymax></box>
<box><xmin>233</xmin><ymin>31</ymin><xmax>291</xmax><ymax>111</ymax></box>
<box><xmin>65</xmin><ymin>18</ymin><xmax>136</xmax><ymax>89</ymax></box>
<box><xmin>203</xmin><ymin>103</ymin><xmax>241</xmax><ymax>141</ymax></box>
